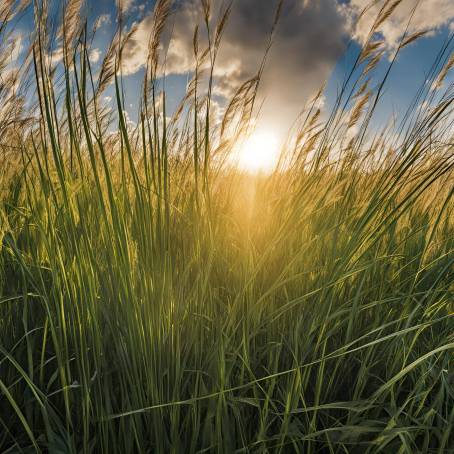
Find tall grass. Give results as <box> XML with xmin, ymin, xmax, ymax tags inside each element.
<box><xmin>0</xmin><ymin>0</ymin><xmax>453</xmax><ymax>452</ymax></box>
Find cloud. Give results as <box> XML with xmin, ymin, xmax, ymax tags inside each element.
<box><xmin>119</xmin><ymin>19</ymin><xmax>151</xmax><ymax>75</ymax></box>
<box><xmin>119</xmin><ymin>4</ymin><xmax>196</xmax><ymax>76</ymax></box>
<box><xmin>6</xmin><ymin>32</ymin><xmax>24</xmax><ymax>63</ymax></box>
<box><xmin>119</xmin><ymin>0</ymin><xmax>135</xmax><ymax>12</ymax></box>
<box><xmin>207</xmin><ymin>0</ymin><xmax>350</xmax><ymax>130</ymax></box>
<box><xmin>121</xmin><ymin>0</ymin><xmax>351</xmax><ymax>135</ymax></box>
<box><xmin>90</xmin><ymin>48</ymin><xmax>102</xmax><ymax>64</ymax></box>
<box><xmin>350</xmin><ymin>0</ymin><xmax>454</xmax><ymax>50</ymax></box>
<box><xmin>1</xmin><ymin>32</ymin><xmax>25</xmax><ymax>97</ymax></box>
<box><xmin>97</xmin><ymin>13</ymin><xmax>111</xmax><ymax>28</ymax></box>
<box><xmin>50</xmin><ymin>47</ymin><xmax>64</xmax><ymax>63</ymax></box>
<box><xmin>119</xmin><ymin>0</ymin><xmax>454</xmax><ymax>136</ymax></box>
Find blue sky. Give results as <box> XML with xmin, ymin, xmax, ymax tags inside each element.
<box><xmin>326</xmin><ymin>26</ymin><xmax>453</xmax><ymax>127</ymax></box>
<box><xmin>5</xmin><ymin>0</ymin><xmax>454</xmax><ymax>139</ymax></box>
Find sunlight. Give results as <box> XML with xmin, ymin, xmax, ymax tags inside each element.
<box><xmin>236</xmin><ymin>130</ymin><xmax>280</xmax><ymax>174</ymax></box>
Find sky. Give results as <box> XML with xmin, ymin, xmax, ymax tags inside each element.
<box><xmin>4</xmin><ymin>0</ymin><xmax>454</xmax><ymax>143</ymax></box>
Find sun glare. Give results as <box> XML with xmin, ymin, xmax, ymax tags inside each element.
<box><xmin>236</xmin><ymin>131</ymin><xmax>280</xmax><ymax>174</ymax></box>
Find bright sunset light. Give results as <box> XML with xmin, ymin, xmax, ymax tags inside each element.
<box><xmin>236</xmin><ymin>131</ymin><xmax>280</xmax><ymax>173</ymax></box>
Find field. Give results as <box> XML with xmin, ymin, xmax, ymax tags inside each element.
<box><xmin>0</xmin><ymin>0</ymin><xmax>453</xmax><ymax>452</ymax></box>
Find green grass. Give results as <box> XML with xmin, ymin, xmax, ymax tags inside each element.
<box><xmin>0</xmin><ymin>0</ymin><xmax>453</xmax><ymax>452</ymax></box>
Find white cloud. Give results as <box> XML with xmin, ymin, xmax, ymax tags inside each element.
<box><xmin>90</xmin><ymin>48</ymin><xmax>102</xmax><ymax>64</ymax></box>
<box><xmin>6</xmin><ymin>32</ymin><xmax>24</xmax><ymax>63</ymax></box>
<box><xmin>51</xmin><ymin>47</ymin><xmax>64</xmax><ymax>63</ymax></box>
<box><xmin>119</xmin><ymin>18</ymin><xmax>153</xmax><ymax>75</ymax></box>
<box><xmin>97</xmin><ymin>14</ymin><xmax>111</xmax><ymax>28</ymax></box>
<box><xmin>123</xmin><ymin>109</ymin><xmax>136</xmax><ymax>128</ymax></box>
<box><xmin>349</xmin><ymin>0</ymin><xmax>454</xmax><ymax>50</ymax></box>
<box><xmin>119</xmin><ymin>0</ymin><xmax>135</xmax><ymax>12</ymax></box>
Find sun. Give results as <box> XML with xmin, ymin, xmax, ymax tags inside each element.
<box><xmin>235</xmin><ymin>130</ymin><xmax>280</xmax><ymax>174</ymax></box>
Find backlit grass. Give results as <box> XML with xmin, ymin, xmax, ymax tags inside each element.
<box><xmin>0</xmin><ymin>1</ymin><xmax>453</xmax><ymax>452</ymax></box>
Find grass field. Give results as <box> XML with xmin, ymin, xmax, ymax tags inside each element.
<box><xmin>0</xmin><ymin>0</ymin><xmax>453</xmax><ymax>452</ymax></box>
